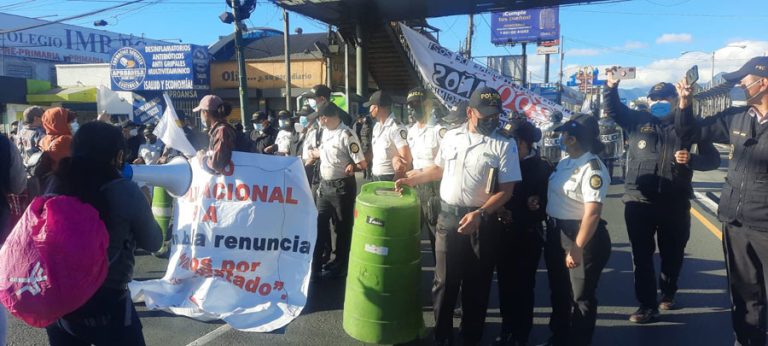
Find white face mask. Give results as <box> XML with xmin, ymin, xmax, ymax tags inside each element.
<box><xmin>129</xmin><ymin>129</ymin><xmax>138</xmax><ymax>137</ymax></box>
<box><xmin>307</xmin><ymin>99</ymin><xmax>318</xmax><ymax>110</ymax></box>
<box><xmin>70</xmin><ymin>120</ymin><xmax>79</xmax><ymax>134</ymax></box>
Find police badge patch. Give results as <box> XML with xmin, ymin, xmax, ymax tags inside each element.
<box><xmin>400</xmin><ymin>129</ymin><xmax>407</xmax><ymax>139</ymax></box>
<box><xmin>638</xmin><ymin>140</ymin><xmax>647</xmax><ymax>149</ymax></box>
<box><xmin>350</xmin><ymin>142</ymin><xmax>360</xmax><ymax>154</ymax></box>
<box><xmin>590</xmin><ymin>175</ymin><xmax>603</xmax><ymax>190</ymax></box>
<box><xmin>439</xmin><ymin>128</ymin><xmax>447</xmax><ymax>138</ymax></box>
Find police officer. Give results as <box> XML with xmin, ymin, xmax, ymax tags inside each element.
<box><xmin>676</xmin><ymin>56</ymin><xmax>768</xmax><ymax>346</ymax></box>
<box><xmin>396</xmin><ymin>87</ymin><xmax>522</xmax><ymax>345</ymax></box>
<box><xmin>541</xmin><ymin>111</ymin><xmax>565</xmax><ymax>164</ymax></box>
<box><xmin>308</xmin><ymin>103</ymin><xmax>366</xmax><ymax>279</ymax></box>
<box><xmin>598</xmin><ymin>111</ymin><xmax>623</xmax><ymax>179</ymax></box>
<box><xmin>604</xmin><ymin>70</ymin><xmax>722</xmax><ymax>323</ymax></box>
<box><xmin>442</xmin><ymin>101</ymin><xmax>469</xmax><ymax>130</ymax></box>
<box><xmin>404</xmin><ymin>87</ymin><xmax>446</xmax><ymax>259</ymax></box>
<box><xmin>306</xmin><ymin>84</ymin><xmax>352</xmax><ymax>126</ymax></box>
<box><xmin>495</xmin><ymin>118</ymin><xmax>551</xmax><ymax>346</ymax></box>
<box><xmin>367</xmin><ymin>90</ymin><xmax>412</xmax><ymax>181</ymax></box>
<box><xmin>541</xmin><ymin>113</ymin><xmax>611</xmax><ymax>346</ymax></box>
<box><xmin>250</xmin><ymin>111</ymin><xmax>278</xmax><ymax>154</ymax></box>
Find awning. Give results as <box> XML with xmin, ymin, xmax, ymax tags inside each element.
<box><xmin>27</xmin><ymin>86</ymin><xmax>97</xmax><ymax>104</ymax></box>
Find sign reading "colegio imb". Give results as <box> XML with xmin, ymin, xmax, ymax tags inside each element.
<box><xmin>110</xmin><ymin>44</ymin><xmax>210</xmax><ymax>91</ymax></box>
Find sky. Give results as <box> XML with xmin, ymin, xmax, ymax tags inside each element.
<box><xmin>2</xmin><ymin>0</ymin><xmax>767</xmax><ymax>89</ymax></box>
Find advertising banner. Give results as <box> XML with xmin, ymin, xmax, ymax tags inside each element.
<box><xmin>400</xmin><ymin>24</ymin><xmax>571</xmax><ymax>124</ymax></box>
<box><xmin>110</xmin><ymin>44</ymin><xmax>210</xmax><ymax>91</ymax></box>
<box><xmin>130</xmin><ymin>152</ymin><xmax>317</xmax><ymax>332</ymax></box>
<box><xmin>491</xmin><ymin>7</ymin><xmax>559</xmax><ymax>45</ymax></box>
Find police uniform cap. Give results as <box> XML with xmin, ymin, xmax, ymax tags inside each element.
<box><xmin>506</xmin><ymin>118</ymin><xmax>542</xmax><ymax>144</ymax></box>
<box><xmin>723</xmin><ymin>56</ymin><xmax>768</xmax><ymax>82</ymax></box>
<box><xmin>554</xmin><ymin>113</ymin><xmax>599</xmax><ymax>139</ymax></box>
<box><xmin>363</xmin><ymin>90</ymin><xmax>393</xmax><ymax>108</ymax></box>
<box><xmin>469</xmin><ymin>87</ymin><xmax>503</xmax><ymax>116</ymax></box>
<box><xmin>647</xmin><ymin>82</ymin><xmax>677</xmax><ymax>101</ymax></box>
<box><xmin>252</xmin><ymin>111</ymin><xmax>268</xmax><ymax>122</ymax></box>
<box><xmin>305</xmin><ymin>84</ymin><xmax>332</xmax><ymax>99</ymax></box>
<box><xmin>443</xmin><ymin>100</ymin><xmax>469</xmax><ymax>124</ymax></box>
<box><xmin>277</xmin><ymin>110</ymin><xmax>291</xmax><ymax>119</ymax></box>
<box><xmin>297</xmin><ymin>105</ymin><xmax>314</xmax><ymax>117</ymax></box>
<box><xmin>406</xmin><ymin>87</ymin><xmax>427</xmax><ymax>104</ymax></box>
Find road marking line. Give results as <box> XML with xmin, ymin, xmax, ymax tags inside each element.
<box><xmin>691</xmin><ymin>207</ymin><xmax>722</xmax><ymax>240</ymax></box>
<box><xmin>185</xmin><ymin>325</ymin><xmax>231</xmax><ymax>346</ymax></box>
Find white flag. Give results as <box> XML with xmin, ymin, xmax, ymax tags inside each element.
<box><xmin>154</xmin><ymin>93</ymin><xmax>197</xmax><ymax>157</ymax></box>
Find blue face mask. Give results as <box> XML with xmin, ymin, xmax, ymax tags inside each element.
<box><xmin>255</xmin><ymin>123</ymin><xmax>264</xmax><ymax>132</ymax></box>
<box><xmin>299</xmin><ymin>116</ymin><xmax>309</xmax><ymax>127</ymax></box>
<box><xmin>558</xmin><ymin>134</ymin><xmax>567</xmax><ymax>152</ymax></box>
<box><xmin>649</xmin><ymin>101</ymin><xmax>672</xmax><ymax>118</ymax></box>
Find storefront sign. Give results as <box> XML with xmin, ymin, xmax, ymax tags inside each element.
<box><xmin>110</xmin><ymin>44</ymin><xmax>210</xmax><ymax>91</ymax></box>
<box><xmin>211</xmin><ymin>60</ymin><xmax>324</xmax><ymax>90</ymax></box>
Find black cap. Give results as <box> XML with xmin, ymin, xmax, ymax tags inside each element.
<box><xmin>554</xmin><ymin>113</ymin><xmax>599</xmax><ymax>140</ymax></box>
<box><xmin>143</xmin><ymin>126</ymin><xmax>155</xmax><ymax>135</ymax></box>
<box><xmin>278</xmin><ymin>110</ymin><xmax>291</xmax><ymax>119</ymax></box>
<box><xmin>306</xmin><ymin>84</ymin><xmax>332</xmax><ymax>99</ymax></box>
<box><xmin>724</xmin><ymin>56</ymin><xmax>768</xmax><ymax>82</ymax></box>
<box><xmin>469</xmin><ymin>87</ymin><xmax>503</xmax><ymax>116</ymax></box>
<box><xmin>503</xmin><ymin>118</ymin><xmax>542</xmax><ymax>144</ymax></box>
<box><xmin>443</xmin><ymin>101</ymin><xmax>469</xmax><ymax>124</ymax></box>
<box><xmin>549</xmin><ymin>110</ymin><xmax>563</xmax><ymax>123</ymax></box>
<box><xmin>363</xmin><ymin>90</ymin><xmax>393</xmax><ymax>107</ymax></box>
<box><xmin>297</xmin><ymin>105</ymin><xmax>314</xmax><ymax>117</ymax></box>
<box><xmin>316</xmin><ymin>102</ymin><xmax>338</xmax><ymax>117</ymax></box>
<box><xmin>647</xmin><ymin>82</ymin><xmax>678</xmax><ymax>100</ymax></box>
<box><xmin>252</xmin><ymin>111</ymin><xmax>268</xmax><ymax>122</ymax></box>
<box><xmin>406</xmin><ymin>87</ymin><xmax>427</xmax><ymax>104</ymax></box>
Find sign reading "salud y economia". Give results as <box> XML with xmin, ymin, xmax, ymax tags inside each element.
<box><xmin>110</xmin><ymin>44</ymin><xmax>210</xmax><ymax>91</ymax></box>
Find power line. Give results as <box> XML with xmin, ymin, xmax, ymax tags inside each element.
<box><xmin>562</xmin><ymin>9</ymin><xmax>768</xmax><ymax>18</ymax></box>
<box><xmin>0</xmin><ymin>0</ymin><xmax>144</xmax><ymax>34</ymax></box>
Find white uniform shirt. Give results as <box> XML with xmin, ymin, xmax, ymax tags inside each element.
<box><xmin>319</xmin><ymin>124</ymin><xmax>366</xmax><ymax>180</ymax></box>
<box><xmin>371</xmin><ymin>115</ymin><xmax>408</xmax><ymax>176</ymax></box>
<box><xmin>138</xmin><ymin>141</ymin><xmax>164</xmax><ymax>165</ymax></box>
<box><xmin>275</xmin><ymin>129</ymin><xmax>293</xmax><ymax>154</ymax></box>
<box><xmin>435</xmin><ymin>124</ymin><xmax>522</xmax><ymax>207</ymax></box>
<box><xmin>302</xmin><ymin>125</ymin><xmax>320</xmax><ymax>163</ymax></box>
<box><xmin>546</xmin><ymin>152</ymin><xmax>610</xmax><ymax>220</ymax></box>
<box><xmin>407</xmin><ymin>123</ymin><xmax>446</xmax><ymax>170</ymax></box>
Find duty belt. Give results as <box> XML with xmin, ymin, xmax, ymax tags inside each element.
<box><xmin>320</xmin><ymin>176</ymin><xmax>355</xmax><ymax>188</ymax></box>
<box><xmin>441</xmin><ymin>202</ymin><xmax>479</xmax><ymax>216</ymax></box>
<box><xmin>547</xmin><ymin>217</ymin><xmax>582</xmax><ymax>237</ymax></box>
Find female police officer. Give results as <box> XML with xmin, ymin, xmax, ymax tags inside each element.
<box><xmin>541</xmin><ymin>113</ymin><xmax>611</xmax><ymax>346</ymax></box>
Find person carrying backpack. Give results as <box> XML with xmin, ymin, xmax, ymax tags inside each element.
<box><xmin>0</xmin><ymin>131</ymin><xmax>28</xmax><ymax>346</ymax></box>
<box><xmin>44</xmin><ymin>121</ymin><xmax>162</xmax><ymax>345</ymax></box>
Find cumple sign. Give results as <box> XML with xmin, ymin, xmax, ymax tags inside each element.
<box><xmin>491</xmin><ymin>7</ymin><xmax>560</xmax><ymax>45</ymax></box>
<box><xmin>0</xmin><ymin>13</ymin><xmax>167</xmax><ymax>64</ymax></box>
<box><xmin>110</xmin><ymin>44</ymin><xmax>210</xmax><ymax>91</ymax></box>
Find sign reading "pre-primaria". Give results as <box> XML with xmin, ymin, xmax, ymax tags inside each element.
<box><xmin>110</xmin><ymin>44</ymin><xmax>210</xmax><ymax>91</ymax></box>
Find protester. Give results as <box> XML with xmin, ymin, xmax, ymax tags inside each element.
<box><xmin>605</xmin><ymin>71</ymin><xmax>721</xmax><ymax>323</ymax></box>
<box><xmin>495</xmin><ymin>118</ymin><xmax>551</xmax><ymax>346</ymax></box>
<box><xmin>250</xmin><ymin>111</ymin><xmax>278</xmax><ymax>154</ymax></box>
<box><xmin>9</xmin><ymin>121</ymin><xmax>19</xmax><ymax>149</ymax></box>
<box><xmin>367</xmin><ymin>90</ymin><xmax>412</xmax><ymax>181</ymax></box>
<box><xmin>177</xmin><ymin>110</ymin><xmax>208</xmax><ymax>151</ymax></box>
<box><xmin>195</xmin><ymin>95</ymin><xmax>236</xmax><ymax>175</ymax></box>
<box><xmin>542</xmin><ymin>113</ymin><xmax>611</xmax><ymax>346</ymax></box>
<box><xmin>396</xmin><ymin>87</ymin><xmax>521</xmax><ymax>345</ymax></box>
<box><xmin>0</xmin><ymin>126</ymin><xmax>28</xmax><ymax>346</ymax></box>
<box><xmin>675</xmin><ymin>56</ymin><xmax>768</xmax><ymax>346</ymax></box>
<box><xmin>122</xmin><ymin>122</ymin><xmax>144</xmax><ymax>163</ymax></box>
<box><xmin>17</xmin><ymin>106</ymin><xmax>46</xmax><ymax>162</ymax></box>
<box><xmin>39</xmin><ymin>107</ymin><xmax>74</xmax><ymax>174</ymax></box>
<box><xmin>45</xmin><ymin>121</ymin><xmax>161</xmax><ymax>345</ymax></box>
<box><xmin>134</xmin><ymin>125</ymin><xmax>165</xmax><ymax>165</ymax></box>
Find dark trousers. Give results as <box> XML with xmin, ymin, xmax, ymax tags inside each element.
<box><xmin>723</xmin><ymin>222</ymin><xmax>768</xmax><ymax>346</ymax></box>
<box><xmin>625</xmin><ymin>200</ymin><xmax>691</xmax><ymax>308</ymax></box>
<box><xmin>433</xmin><ymin>205</ymin><xmax>500</xmax><ymax>344</ymax></box>
<box><xmin>46</xmin><ymin>288</ymin><xmax>145</xmax><ymax>346</ymax></box>
<box><xmin>372</xmin><ymin>174</ymin><xmax>395</xmax><ymax>182</ymax></box>
<box><xmin>416</xmin><ymin>182</ymin><xmax>440</xmax><ymax>261</ymax></box>
<box><xmin>497</xmin><ymin>223</ymin><xmax>544</xmax><ymax>343</ymax></box>
<box><xmin>313</xmin><ymin>176</ymin><xmax>357</xmax><ymax>272</ymax></box>
<box><xmin>544</xmin><ymin>218</ymin><xmax>611</xmax><ymax>346</ymax></box>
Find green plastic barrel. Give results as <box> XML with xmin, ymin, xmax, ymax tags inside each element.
<box><xmin>343</xmin><ymin>181</ymin><xmax>425</xmax><ymax>344</ymax></box>
<box><xmin>152</xmin><ymin>186</ymin><xmax>172</xmax><ymax>253</ymax></box>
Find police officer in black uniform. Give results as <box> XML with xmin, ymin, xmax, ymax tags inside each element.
<box><xmin>598</xmin><ymin>112</ymin><xmax>623</xmax><ymax>179</ymax></box>
<box><xmin>495</xmin><ymin>118</ymin><xmax>551</xmax><ymax>346</ymax></box>
<box><xmin>306</xmin><ymin>84</ymin><xmax>352</xmax><ymax>126</ymax></box>
<box><xmin>676</xmin><ymin>56</ymin><xmax>768</xmax><ymax>346</ymax></box>
<box><xmin>250</xmin><ymin>111</ymin><xmax>279</xmax><ymax>154</ymax></box>
<box><xmin>604</xmin><ymin>70</ymin><xmax>722</xmax><ymax>323</ymax></box>
<box><xmin>396</xmin><ymin>87</ymin><xmax>522</xmax><ymax>345</ymax></box>
<box><xmin>541</xmin><ymin>111</ymin><xmax>565</xmax><ymax>164</ymax></box>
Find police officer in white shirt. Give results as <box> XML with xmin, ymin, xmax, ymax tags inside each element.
<box><xmin>367</xmin><ymin>90</ymin><xmax>412</xmax><ymax>181</ymax></box>
<box><xmin>542</xmin><ymin>113</ymin><xmax>611</xmax><ymax>346</ymax></box>
<box><xmin>134</xmin><ymin>126</ymin><xmax>164</xmax><ymax>165</ymax></box>
<box><xmin>308</xmin><ymin>102</ymin><xmax>367</xmax><ymax>279</ymax></box>
<box><xmin>405</xmin><ymin>87</ymin><xmax>446</xmax><ymax>258</ymax></box>
<box><xmin>397</xmin><ymin>87</ymin><xmax>522</xmax><ymax>345</ymax></box>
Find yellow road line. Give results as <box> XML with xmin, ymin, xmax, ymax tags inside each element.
<box><xmin>690</xmin><ymin>207</ymin><xmax>723</xmax><ymax>240</ymax></box>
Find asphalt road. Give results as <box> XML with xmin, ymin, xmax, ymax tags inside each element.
<box><xmin>6</xmin><ymin>166</ymin><xmax>735</xmax><ymax>346</ymax></box>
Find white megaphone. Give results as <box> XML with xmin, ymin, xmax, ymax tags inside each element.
<box><xmin>122</xmin><ymin>157</ymin><xmax>192</xmax><ymax>197</ymax></box>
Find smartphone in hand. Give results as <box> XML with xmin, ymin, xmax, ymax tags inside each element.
<box><xmin>685</xmin><ymin>65</ymin><xmax>699</xmax><ymax>85</ymax></box>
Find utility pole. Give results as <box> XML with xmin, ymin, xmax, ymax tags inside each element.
<box><xmin>231</xmin><ymin>0</ymin><xmax>250</xmax><ymax>130</ymax></box>
<box><xmin>283</xmin><ymin>9</ymin><xmax>292</xmax><ymax>112</ymax></box>
<box><xmin>558</xmin><ymin>35</ymin><xmax>565</xmax><ymax>105</ymax></box>
<box><xmin>465</xmin><ymin>14</ymin><xmax>474</xmax><ymax>59</ymax></box>
<box><xmin>521</xmin><ymin>42</ymin><xmax>527</xmax><ymax>87</ymax></box>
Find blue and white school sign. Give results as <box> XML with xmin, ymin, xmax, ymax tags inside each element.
<box><xmin>110</xmin><ymin>44</ymin><xmax>210</xmax><ymax>91</ymax></box>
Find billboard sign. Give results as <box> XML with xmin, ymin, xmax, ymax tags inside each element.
<box><xmin>110</xmin><ymin>44</ymin><xmax>210</xmax><ymax>91</ymax></box>
<box><xmin>0</xmin><ymin>13</ymin><xmax>167</xmax><ymax>64</ymax></box>
<box><xmin>491</xmin><ymin>7</ymin><xmax>559</xmax><ymax>45</ymax></box>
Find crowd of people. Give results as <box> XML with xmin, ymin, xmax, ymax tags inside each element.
<box><xmin>0</xmin><ymin>56</ymin><xmax>767</xmax><ymax>346</ymax></box>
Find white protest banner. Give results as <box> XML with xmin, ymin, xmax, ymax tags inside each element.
<box><xmin>154</xmin><ymin>93</ymin><xmax>196</xmax><ymax>157</ymax></box>
<box><xmin>129</xmin><ymin>152</ymin><xmax>317</xmax><ymax>332</ymax></box>
<box><xmin>400</xmin><ymin>23</ymin><xmax>573</xmax><ymax>124</ymax></box>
